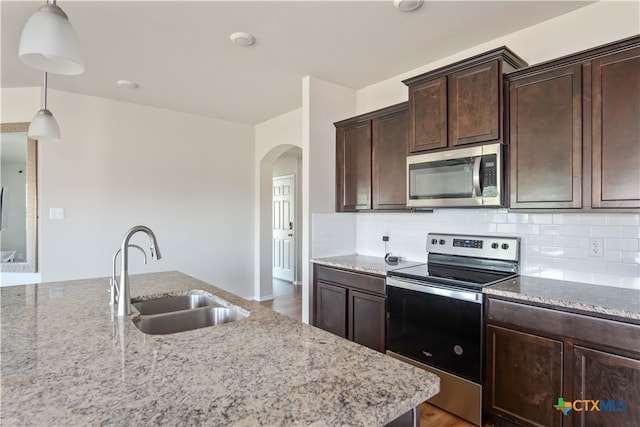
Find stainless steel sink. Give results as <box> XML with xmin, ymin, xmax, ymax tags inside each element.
<box><xmin>132</xmin><ymin>293</ymin><xmax>222</xmax><ymax>315</ymax></box>
<box><xmin>133</xmin><ymin>306</ymin><xmax>248</xmax><ymax>335</ymax></box>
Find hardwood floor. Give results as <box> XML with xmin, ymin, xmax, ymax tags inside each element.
<box><xmin>259</xmin><ymin>278</ymin><xmax>302</xmax><ymax>321</ymax></box>
<box><xmin>260</xmin><ymin>280</ymin><xmax>475</xmax><ymax>427</ymax></box>
<box><xmin>420</xmin><ymin>403</ymin><xmax>476</xmax><ymax>427</ymax></box>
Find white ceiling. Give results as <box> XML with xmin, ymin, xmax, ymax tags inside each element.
<box><xmin>1</xmin><ymin>1</ymin><xmax>594</xmax><ymax>125</ymax></box>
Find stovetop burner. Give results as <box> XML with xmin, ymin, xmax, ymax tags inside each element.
<box><xmin>387</xmin><ymin>233</ymin><xmax>521</xmax><ymax>291</ymax></box>
<box><xmin>388</xmin><ymin>263</ymin><xmax>516</xmax><ymax>290</ymax></box>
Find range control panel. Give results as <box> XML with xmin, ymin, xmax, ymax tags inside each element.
<box><xmin>427</xmin><ymin>233</ymin><xmax>520</xmax><ymax>262</ymax></box>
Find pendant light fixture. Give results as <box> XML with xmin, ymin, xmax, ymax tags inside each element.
<box><xmin>28</xmin><ymin>73</ymin><xmax>61</xmax><ymax>142</ymax></box>
<box><xmin>18</xmin><ymin>0</ymin><xmax>84</xmax><ymax>75</ymax></box>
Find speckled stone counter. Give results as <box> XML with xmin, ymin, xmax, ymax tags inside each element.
<box><xmin>485</xmin><ymin>275</ymin><xmax>640</xmax><ymax>323</ymax></box>
<box><xmin>311</xmin><ymin>255</ymin><xmax>422</xmax><ymax>276</ymax></box>
<box><xmin>1</xmin><ymin>271</ymin><xmax>439</xmax><ymax>426</ymax></box>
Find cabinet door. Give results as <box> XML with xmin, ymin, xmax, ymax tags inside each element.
<box><xmin>372</xmin><ymin>108</ymin><xmax>409</xmax><ymax>210</ymax></box>
<box><xmin>449</xmin><ymin>60</ymin><xmax>500</xmax><ymax>146</ymax></box>
<box><xmin>348</xmin><ymin>289</ymin><xmax>386</xmax><ymax>353</ymax></box>
<box><xmin>408</xmin><ymin>76</ymin><xmax>447</xmax><ymax>152</ymax></box>
<box><xmin>336</xmin><ymin>121</ymin><xmax>371</xmax><ymax>211</ymax></box>
<box><xmin>485</xmin><ymin>325</ymin><xmax>563</xmax><ymax>427</ymax></box>
<box><xmin>316</xmin><ymin>281</ymin><xmax>347</xmax><ymax>338</ymax></box>
<box><xmin>591</xmin><ymin>46</ymin><xmax>640</xmax><ymax>208</ymax></box>
<box><xmin>570</xmin><ymin>345</ymin><xmax>640</xmax><ymax>427</ymax></box>
<box><xmin>509</xmin><ymin>64</ymin><xmax>583</xmax><ymax>209</ymax></box>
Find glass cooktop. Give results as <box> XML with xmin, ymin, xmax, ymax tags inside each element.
<box><xmin>388</xmin><ymin>263</ymin><xmax>516</xmax><ymax>289</ymax></box>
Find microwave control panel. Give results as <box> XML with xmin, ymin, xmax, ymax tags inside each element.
<box><xmin>481</xmin><ymin>154</ymin><xmax>498</xmax><ymax>197</ymax></box>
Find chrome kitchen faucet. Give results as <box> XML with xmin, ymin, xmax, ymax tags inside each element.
<box><xmin>116</xmin><ymin>226</ymin><xmax>162</xmax><ymax>316</ymax></box>
<box><xmin>110</xmin><ymin>244</ymin><xmax>147</xmax><ymax>306</ymax></box>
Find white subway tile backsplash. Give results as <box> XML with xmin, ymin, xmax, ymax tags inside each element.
<box><xmin>540</xmin><ymin>225</ymin><xmax>563</xmax><ymax>235</ymax></box>
<box><xmin>530</xmin><ymin>214</ymin><xmax>554</xmax><ymax>224</ymax></box>
<box><xmin>540</xmin><ymin>246</ymin><xmax>564</xmax><ymax>257</ymax></box>
<box><xmin>591</xmin><ymin>225</ymin><xmax>622</xmax><ymax>238</ymax></box>
<box><xmin>564</xmin><ymin>225</ymin><xmax>591</xmax><ymax>236</ymax></box>
<box><xmin>608</xmin><ymin>262</ymin><xmax>640</xmax><ymax>277</ymax></box>
<box><xmin>487</xmin><ymin>213</ymin><xmax>508</xmax><ymax>223</ymax></box>
<box><xmin>578</xmin><ymin>214</ymin><xmax>608</xmax><ymax>225</ymax></box>
<box><xmin>622</xmin><ymin>226</ymin><xmax>640</xmax><ymax>239</ymax></box>
<box><xmin>528</xmin><ymin>234</ymin><xmax>554</xmax><ymax>246</ymax></box>
<box><xmin>606</xmin><ymin>238</ymin><xmax>639</xmax><ymax>252</ymax></box>
<box><xmin>607</xmin><ymin>214</ymin><xmax>640</xmax><ymax>226</ymax></box>
<box><xmin>552</xmin><ymin>236</ymin><xmax>580</xmax><ymax>248</ymax></box>
<box><xmin>508</xmin><ymin>213</ymin><xmax>529</xmax><ymax>224</ymax></box>
<box><xmin>496</xmin><ymin>223</ymin><xmax>518</xmax><ymax>234</ymax></box>
<box><xmin>622</xmin><ymin>251</ymin><xmax>640</xmax><ymax>264</ymax></box>
<box><xmin>552</xmin><ymin>214</ymin><xmax>579</xmax><ymax>225</ymax></box>
<box><xmin>311</xmin><ymin>210</ymin><xmax>640</xmax><ymax>290</ymax></box>
<box><xmin>602</xmin><ymin>250</ymin><xmax>622</xmax><ymax>263</ymax></box>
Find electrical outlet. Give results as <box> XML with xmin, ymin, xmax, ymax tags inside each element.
<box><xmin>382</xmin><ymin>235</ymin><xmax>389</xmax><ymax>242</ymax></box>
<box><xmin>49</xmin><ymin>208</ymin><xmax>64</xmax><ymax>220</ymax></box>
<box><xmin>589</xmin><ymin>238</ymin><xmax>604</xmax><ymax>258</ymax></box>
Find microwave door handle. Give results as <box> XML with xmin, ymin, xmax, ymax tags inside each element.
<box><xmin>472</xmin><ymin>156</ymin><xmax>482</xmax><ymax>196</ymax></box>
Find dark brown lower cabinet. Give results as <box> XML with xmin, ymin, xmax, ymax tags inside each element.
<box><xmin>349</xmin><ymin>290</ymin><xmax>386</xmax><ymax>353</ymax></box>
<box><xmin>485</xmin><ymin>297</ymin><xmax>640</xmax><ymax>427</ymax></box>
<box><xmin>316</xmin><ymin>281</ymin><xmax>347</xmax><ymax>338</ymax></box>
<box><xmin>313</xmin><ymin>264</ymin><xmax>386</xmax><ymax>353</ymax></box>
<box><xmin>486</xmin><ymin>325</ymin><xmax>563</xmax><ymax>427</ymax></box>
<box><xmin>571</xmin><ymin>346</ymin><xmax>640</xmax><ymax>427</ymax></box>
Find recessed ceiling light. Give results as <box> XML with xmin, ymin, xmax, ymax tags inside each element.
<box><xmin>230</xmin><ymin>32</ymin><xmax>255</xmax><ymax>47</ymax></box>
<box><xmin>393</xmin><ymin>0</ymin><xmax>423</xmax><ymax>12</ymax></box>
<box><xmin>116</xmin><ymin>80</ymin><xmax>138</xmax><ymax>89</ymax></box>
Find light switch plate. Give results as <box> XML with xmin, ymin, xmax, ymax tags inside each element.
<box><xmin>49</xmin><ymin>208</ymin><xmax>64</xmax><ymax>220</ymax></box>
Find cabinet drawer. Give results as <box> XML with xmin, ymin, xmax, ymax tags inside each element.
<box><xmin>315</xmin><ymin>266</ymin><xmax>385</xmax><ymax>295</ymax></box>
<box><xmin>487</xmin><ymin>298</ymin><xmax>640</xmax><ymax>355</ymax></box>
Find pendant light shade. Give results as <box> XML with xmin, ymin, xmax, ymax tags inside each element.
<box><xmin>28</xmin><ymin>109</ymin><xmax>61</xmax><ymax>142</ymax></box>
<box><xmin>29</xmin><ymin>72</ymin><xmax>61</xmax><ymax>142</ymax></box>
<box><xmin>18</xmin><ymin>1</ymin><xmax>84</xmax><ymax>75</ymax></box>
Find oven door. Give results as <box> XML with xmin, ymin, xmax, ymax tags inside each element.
<box><xmin>386</xmin><ymin>276</ymin><xmax>483</xmax><ymax>384</ymax></box>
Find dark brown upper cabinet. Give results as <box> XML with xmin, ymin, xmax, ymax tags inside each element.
<box><xmin>509</xmin><ymin>63</ymin><xmax>583</xmax><ymax>209</ymax></box>
<box><xmin>507</xmin><ymin>35</ymin><xmax>640</xmax><ymax>211</ymax></box>
<box><xmin>403</xmin><ymin>48</ymin><xmax>527</xmax><ymax>153</ymax></box>
<box><xmin>591</xmin><ymin>44</ymin><xmax>640</xmax><ymax>209</ymax></box>
<box><xmin>335</xmin><ymin>119</ymin><xmax>371</xmax><ymax>211</ymax></box>
<box><xmin>335</xmin><ymin>102</ymin><xmax>409</xmax><ymax>212</ymax></box>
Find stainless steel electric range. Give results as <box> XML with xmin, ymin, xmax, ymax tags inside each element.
<box><xmin>386</xmin><ymin>233</ymin><xmax>520</xmax><ymax>426</ymax></box>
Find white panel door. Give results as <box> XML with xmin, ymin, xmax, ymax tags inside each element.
<box><xmin>273</xmin><ymin>176</ymin><xmax>295</xmax><ymax>282</ymax></box>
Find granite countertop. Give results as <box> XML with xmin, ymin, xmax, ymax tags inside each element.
<box><xmin>1</xmin><ymin>271</ymin><xmax>439</xmax><ymax>426</ymax></box>
<box><xmin>485</xmin><ymin>275</ymin><xmax>640</xmax><ymax>323</ymax></box>
<box><xmin>311</xmin><ymin>255</ymin><xmax>422</xmax><ymax>276</ymax></box>
<box><xmin>313</xmin><ymin>255</ymin><xmax>639</xmax><ymax>323</ymax></box>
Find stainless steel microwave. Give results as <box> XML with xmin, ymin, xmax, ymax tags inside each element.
<box><xmin>407</xmin><ymin>143</ymin><xmax>504</xmax><ymax>208</ymax></box>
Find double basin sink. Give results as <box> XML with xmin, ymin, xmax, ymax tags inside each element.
<box><xmin>131</xmin><ymin>291</ymin><xmax>248</xmax><ymax>335</ymax></box>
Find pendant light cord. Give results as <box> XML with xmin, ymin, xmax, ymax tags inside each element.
<box><xmin>42</xmin><ymin>72</ymin><xmax>48</xmax><ymax>110</ymax></box>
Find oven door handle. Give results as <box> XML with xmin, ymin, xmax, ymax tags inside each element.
<box><xmin>386</xmin><ymin>277</ymin><xmax>482</xmax><ymax>303</ymax></box>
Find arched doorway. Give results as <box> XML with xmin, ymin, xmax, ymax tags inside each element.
<box><xmin>256</xmin><ymin>145</ymin><xmax>303</xmax><ymax>321</ymax></box>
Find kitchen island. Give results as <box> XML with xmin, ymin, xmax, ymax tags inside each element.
<box><xmin>1</xmin><ymin>271</ymin><xmax>439</xmax><ymax>426</ymax></box>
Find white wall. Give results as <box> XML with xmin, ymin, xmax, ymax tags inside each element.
<box><xmin>3</xmin><ymin>88</ymin><xmax>256</xmax><ymax>298</ymax></box>
<box><xmin>302</xmin><ymin>76</ymin><xmax>356</xmax><ymax>322</ymax></box>
<box><xmin>312</xmin><ymin>1</ymin><xmax>640</xmax><ymax>290</ymax></box>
